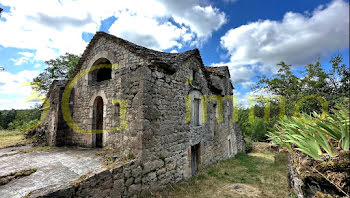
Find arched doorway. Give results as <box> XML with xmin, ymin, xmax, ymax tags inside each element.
<box><xmin>93</xmin><ymin>96</ymin><xmax>104</xmax><ymax>148</ymax></box>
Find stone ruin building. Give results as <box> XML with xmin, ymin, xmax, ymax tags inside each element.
<box><xmin>37</xmin><ymin>31</ymin><xmax>245</xmax><ymax>196</ymax></box>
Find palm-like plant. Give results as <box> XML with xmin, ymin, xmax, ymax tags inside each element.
<box><xmin>268</xmin><ymin>104</ymin><xmax>349</xmax><ymax>161</ymax></box>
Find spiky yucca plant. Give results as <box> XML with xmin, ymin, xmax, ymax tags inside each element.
<box><xmin>268</xmin><ymin>105</ymin><xmax>349</xmax><ymax>161</ymax></box>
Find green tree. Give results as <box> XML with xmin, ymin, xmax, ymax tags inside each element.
<box><xmin>0</xmin><ymin>110</ymin><xmax>17</xmax><ymax>129</ymax></box>
<box><xmin>238</xmin><ymin>108</ymin><xmax>272</xmax><ymax>142</ymax></box>
<box><xmin>255</xmin><ymin>55</ymin><xmax>349</xmax><ymax>116</ymax></box>
<box><xmin>0</xmin><ymin>111</ymin><xmax>3</xmax><ymax>129</ymax></box>
<box><xmin>32</xmin><ymin>53</ymin><xmax>80</xmax><ymax>94</ymax></box>
<box><xmin>8</xmin><ymin>108</ymin><xmax>41</xmax><ymax>131</ymax></box>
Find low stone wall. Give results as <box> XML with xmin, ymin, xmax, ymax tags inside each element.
<box><xmin>288</xmin><ymin>151</ymin><xmax>350</xmax><ymax>198</ymax></box>
<box><xmin>28</xmin><ymin>159</ymin><xmax>179</xmax><ymax>198</ymax></box>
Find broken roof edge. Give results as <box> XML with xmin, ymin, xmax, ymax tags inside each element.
<box><xmin>205</xmin><ymin>65</ymin><xmax>234</xmax><ymax>90</ymax></box>
<box><xmin>68</xmin><ymin>31</ymin><xmax>203</xmax><ymax>82</ymax></box>
<box><xmin>67</xmin><ymin>31</ymin><xmax>233</xmax><ymax>91</ymax></box>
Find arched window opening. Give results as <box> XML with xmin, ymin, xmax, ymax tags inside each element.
<box><xmin>90</xmin><ymin>58</ymin><xmax>112</xmax><ymax>83</ymax></box>
<box><xmin>97</xmin><ymin>67</ymin><xmax>111</xmax><ymax>82</ymax></box>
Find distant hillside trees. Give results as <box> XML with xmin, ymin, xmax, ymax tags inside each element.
<box><xmin>0</xmin><ymin>108</ymin><xmax>41</xmax><ymax>131</ymax></box>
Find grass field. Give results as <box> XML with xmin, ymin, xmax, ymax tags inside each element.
<box><xmin>143</xmin><ymin>151</ymin><xmax>290</xmax><ymax>198</ymax></box>
<box><xmin>0</xmin><ymin>130</ymin><xmax>31</xmax><ymax>149</ymax></box>
<box><xmin>0</xmin><ymin>131</ymin><xmax>290</xmax><ymax>197</ymax></box>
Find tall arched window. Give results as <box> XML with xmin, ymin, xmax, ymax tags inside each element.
<box><xmin>190</xmin><ymin>90</ymin><xmax>202</xmax><ymax>126</ymax></box>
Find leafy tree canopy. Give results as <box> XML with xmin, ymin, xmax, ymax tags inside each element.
<box><xmin>254</xmin><ymin>55</ymin><xmax>349</xmax><ymax>116</ymax></box>
<box><xmin>32</xmin><ymin>53</ymin><xmax>80</xmax><ymax>94</ymax></box>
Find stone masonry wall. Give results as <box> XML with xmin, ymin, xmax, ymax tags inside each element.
<box><xmin>29</xmin><ymin>159</ymin><xmax>171</xmax><ymax>198</ymax></box>
<box><xmin>139</xmin><ymin>56</ymin><xmax>244</xmax><ymax>186</ymax></box>
<box><xmin>37</xmin><ymin>33</ymin><xmax>245</xmax><ymax>197</ymax></box>
<box><xmin>62</xmin><ymin>37</ymin><xmax>152</xmax><ymax>157</ymax></box>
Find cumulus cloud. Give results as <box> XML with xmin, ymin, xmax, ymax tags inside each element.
<box><xmin>223</xmin><ymin>0</ymin><xmax>238</xmax><ymax>3</ymax></box>
<box><xmin>18</xmin><ymin>52</ymin><xmax>34</xmax><ymax>58</ymax></box>
<box><xmin>27</xmin><ymin>13</ymin><xmax>94</xmax><ymax>31</ymax></box>
<box><xmin>211</xmin><ymin>62</ymin><xmax>255</xmax><ymax>85</ymax></box>
<box><xmin>0</xmin><ymin>0</ymin><xmax>226</xmax><ymax>62</ymax></box>
<box><xmin>0</xmin><ymin>70</ymin><xmax>40</xmax><ymax>110</ymax></box>
<box><xmin>221</xmin><ymin>0</ymin><xmax>349</xmax><ymax>69</ymax></box>
<box><xmin>159</xmin><ymin>0</ymin><xmax>226</xmax><ymax>38</ymax></box>
<box><xmin>215</xmin><ymin>0</ymin><xmax>349</xmax><ymax>87</ymax></box>
<box><xmin>109</xmin><ymin>12</ymin><xmax>189</xmax><ymax>50</ymax></box>
<box><xmin>234</xmin><ymin>88</ymin><xmax>274</xmax><ymax>108</ymax></box>
<box><xmin>10</xmin><ymin>57</ymin><xmax>30</xmax><ymax>65</ymax></box>
<box><xmin>109</xmin><ymin>0</ymin><xmax>226</xmax><ymax>50</ymax></box>
<box><xmin>10</xmin><ymin>51</ymin><xmax>35</xmax><ymax>65</ymax></box>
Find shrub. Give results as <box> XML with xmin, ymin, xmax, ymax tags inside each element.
<box><xmin>244</xmin><ymin>137</ymin><xmax>253</xmax><ymax>153</ymax></box>
<box><xmin>268</xmin><ymin>104</ymin><xmax>349</xmax><ymax>161</ymax></box>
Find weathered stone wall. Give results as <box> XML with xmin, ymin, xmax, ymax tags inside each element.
<box><xmin>62</xmin><ymin>37</ymin><xmax>152</xmax><ymax>157</ymax></box>
<box><xmin>27</xmin><ymin>80</ymin><xmax>66</xmax><ymax>147</ymax></box>
<box><xmin>29</xmin><ymin>159</ymin><xmax>172</xmax><ymax>198</ymax></box>
<box><xmin>38</xmin><ymin>32</ymin><xmax>245</xmax><ymax>196</ymax></box>
<box><xmin>139</xmin><ymin>56</ymin><xmax>244</xmax><ymax>186</ymax></box>
<box><xmin>288</xmin><ymin>151</ymin><xmax>350</xmax><ymax>198</ymax></box>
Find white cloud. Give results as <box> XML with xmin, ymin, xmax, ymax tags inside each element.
<box><xmin>241</xmin><ymin>81</ymin><xmax>255</xmax><ymax>89</ymax></box>
<box><xmin>109</xmin><ymin>0</ymin><xmax>226</xmax><ymax>50</ymax></box>
<box><xmin>11</xmin><ymin>51</ymin><xmax>35</xmax><ymax>65</ymax></box>
<box><xmin>216</xmin><ymin>0</ymin><xmax>349</xmax><ymax>87</ymax></box>
<box><xmin>223</xmin><ymin>0</ymin><xmax>238</xmax><ymax>3</ymax></box>
<box><xmin>159</xmin><ymin>0</ymin><xmax>227</xmax><ymax>38</ymax></box>
<box><xmin>0</xmin><ymin>70</ymin><xmax>40</xmax><ymax>110</ymax></box>
<box><xmin>0</xmin><ymin>98</ymin><xmax>40</xmax><ymax>110</ymax></box>
<box><xmin>18</xmin><ymin>52</ymin><xmax>34</xmax><ymax>57</ymax></box>
<box><xmin>109</xmin><ymin>12</ymin><xmax>188</xmax><ymax>50</ymax></box>
<box><xmin>212</xmin><ymin>62</ymin><xmax>255</xmax><ymax>85</ymax></box>
<box><xmin>34</xmin><ymin>64</ymin><xmax>42</xmax><ymax>68</ymax></box>
<box><xmin>0</xmin><ymin>0</ymin><xmax>226</xmax><ymax>109</ymax></box>
<box><xmin>0</xmin><ymin>0</ymin><xmax>93</xmax><ymax>61</ymax></box>
<box><xmin>234</xmin><ymin>88</ymin><xmax>274</xmax><ymax>108</ymax></box>
<box><xmin>10</xmin><ymin>57</ymin><xmax>30</xmax><ymax>65</ymax></box>
<box><xmin>0</xmin><ymin>0</ymin><xmax>226</xmax><ymax>61</ymax></box>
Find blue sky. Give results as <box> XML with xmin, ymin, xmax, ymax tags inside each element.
<box><xmin>0</xmin><ymin>0</ymin><xmax>349</xmax><ymax>109</ymax></box>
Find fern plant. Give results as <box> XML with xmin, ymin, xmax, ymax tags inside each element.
<box><xmin>268</xmin><ymin>104</ymin><xmax>349</xmax><ymax>161</ymax></box>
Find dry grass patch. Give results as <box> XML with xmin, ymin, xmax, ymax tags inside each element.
<box><xmin>0</xmin><ymin>168</ymin><xmax>37</xmax><ymax>186</ymax></box>
<box><xmin>69</xmin><ymin>170</ymin><xmax>93</xmax><ymax>187</ymax></box>
<box><xmin>0</xmin><ymin>130</ymin><xmax>31</xmax><ymax>149</ymax></box>
<box><xmin>18</xmin><ymin>146</ymin><xmax>54</xmax><ymax>153</ymax></box>
<box><xmin>141</xmin><ymin>151</ymin><xmax>289</xmax><ymax>198</ymax></box>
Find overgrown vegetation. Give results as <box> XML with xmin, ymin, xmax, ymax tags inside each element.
<box><xmin>0</xmin><ymin>108</ymin><xmax>41</xmax><ymax>131</ymax></box>
<box><xmin>0</xmin><ymin>54</ymin><xmax>80</xmax><ymax>143</ymax></box>
<box><xmin>0</xmin><ymin>130</ymin><xmax>31</xmax><ymax>149</ymax></box>
<box><xmin>141</xmin><ymin>151</ymin><xmax>289</xmax><ymax>198</ymax></box>
<box><xmin>268</xmin><ymin>104</ymin><xmax>349</xmax><ymax>161</ymax></box>
<box><xmin>0</xmin><ymin>168</ymin><xmax>37</xmax><ymax>186</ymax></box>
<box><xmin>238</xmin><ymin>55</ymin><xmax>349</xmax><ymax>144</ymax></box>
<box><xmin>268</xmin><ymin>103</ymin><xmax>349</xmax><ymax>196</ymax></box>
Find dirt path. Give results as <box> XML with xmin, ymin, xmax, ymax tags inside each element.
<box><xmin>0</xmin><ymin>147</ymin><xmax>103</xmax><ymax>198</ymax></box>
